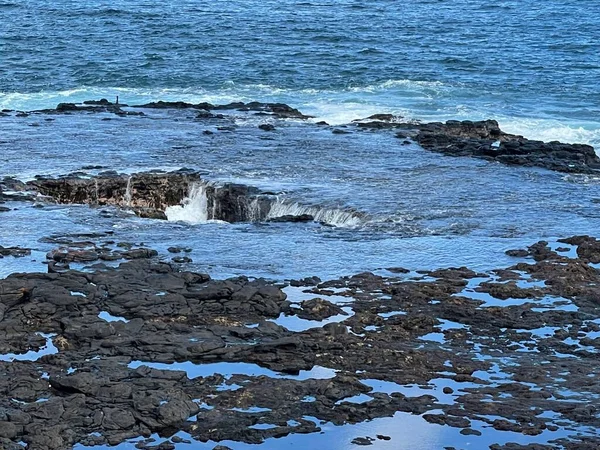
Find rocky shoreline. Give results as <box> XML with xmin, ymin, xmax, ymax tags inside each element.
<box><xmin>1</xmin><ymin>100</ymin><xmax>600</xmax><ymax>450</ymax></box>
<box><xmin>2</xmin><ymin>100</ymin><xmax>599</xmax><ymax>174</ymax></box>
<box><xmin>1</xmin><ymin>169</ymin><xmax>364</xmax><ymax>226</ymax></box>
<box><xmin>0</xmin><ymin>233</ymin><xmax>600</xmax><ymax>449</ymax></box>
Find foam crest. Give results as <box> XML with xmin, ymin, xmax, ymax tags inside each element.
<box><xmin>165</xmin><ymin>182</ymin><xmax>209</xmax><ymax>224</ymax></box>
<box><xmin>2</xmin><ymin>84</ymin><xmax>598</xmax><ymax>148</ymax></box>
<box><xmin>164</xmin><ymin>181</ymin><xmax>363</xmax><ymax>227</ymax></box>
<box><xmin>266</xmin><ymin>200</ymin><xmax>363</xmax><ymax>228</ymax></box>
<box><xmin>348</xmin><ymin>78</ymin><xmax>448</xmax><ymax>93</ymax></box>
<box><xmin>499</xmin><ymin>118</ymin><xmax>600</xmax><ymax>149</ymax></box>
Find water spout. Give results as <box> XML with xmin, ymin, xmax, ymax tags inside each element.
<box><xmin>124</xmin><ymin>176</ymin><xmax>133</xmax><ymax>207</ymax></box>
<box><xmin>165</xmin><ymin>182</ymin><xmax>210</xmax><ymax>223</ymax></box>
<box><xmin>94</xmin><ymin>179</ymin><xmax>99</xmax><ymax>205</ymax></box>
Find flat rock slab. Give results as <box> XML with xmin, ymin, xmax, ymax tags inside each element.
<box><xmin>0</xmin><ymin>237</ymin><xmax>600</xmax><ymax>448</ymax></box>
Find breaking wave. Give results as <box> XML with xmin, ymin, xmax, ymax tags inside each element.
<box><xmin>165</xmin><ymin>181</ymin><xmax>364</xmax><ymax>228</ymax></box>
<box><xmin>1</xmin><ymin>82</ymin><xmax>598</xmax><ymax>148</ymax></box>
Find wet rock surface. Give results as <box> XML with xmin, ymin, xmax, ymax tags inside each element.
<box><xmin>0</xmin><ymin>237</ymin><xmax>600</xmax><ymax>449</ymax></box>
<box><xmin>0</xmin><ymin>246</ymin><xmax>31</xmax><ymax>258</ymax></box>
<box><xmin>9</xmin><ymin>168</ymin><xmax>363</xmax><ymax>226</ymax></box>
<box><xmin>356</xmin><ymin>117</ymin><xmax>599</xmax><ymax>173</ymax></box>
<box><xmin>28</xmin><ymin>99</ymin><xmax>313</xmax><ymax>121</ymax></box>
<box><xmin>13</xmin><ymin>170</ymin><xmax>264</xmax><ymax>223</ymax></box>
<box><xmin>27</xmin><ymin>169</ymin><xmax>200</xmax><ymax>220</ymax></box>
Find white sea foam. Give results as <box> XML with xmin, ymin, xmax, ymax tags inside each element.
<box><xmin>499</xmin><ymin>118</ymin><xmax>600</xmax><ymax>148</ymax></box>
<box><xmin>164</xmin><ymin>181</ymin><xmax>363</xmax><ymax>227</ymax></box>
<box><xmin>266</xmin><ymin>199</ymin><xmax>363</xmax><ymax>228</ymax></box>
<box><xmin>2</xmin><ymin>83</ymin><xmax>598</xmax><ymax>148</ymax></box>
<box><xmin>347</xmin><ymin>78</ymin><xmax>448</xmax><ymax>94</ymax></box>
<box><xmin>165</xmin><ymin>182</ymin><xmax>210</xmax><ymax>224</ymax></box>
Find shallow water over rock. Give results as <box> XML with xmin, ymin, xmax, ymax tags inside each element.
<box><xmin>2</xmin><ymin>107</ymin><xmax>600</xmax><ymax>280</ymax></box>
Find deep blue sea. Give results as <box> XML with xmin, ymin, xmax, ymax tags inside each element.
<box><xmin>1</xmin><ymin>0</ymin><xmax>599</xmax><ymax>145</ymax></box>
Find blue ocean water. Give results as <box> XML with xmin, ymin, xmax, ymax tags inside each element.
<box><xmin>1</xmin><ymin>0</ymin><xmax>599</xmax><ymax>145</ymax></box>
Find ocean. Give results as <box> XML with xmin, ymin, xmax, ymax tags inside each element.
<box><xmin>1</xmin><ymin>0</ymin><xmax>599</xmax><ymax>146</ymax></box>
<box><xmin>1</xmin><ymin>0</ymin><xmax>600</xmax><ymax>279</ymax></box>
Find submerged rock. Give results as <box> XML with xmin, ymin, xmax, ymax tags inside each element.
<box><xmin>0</xmin><ymin>245</ymin><xmax>31</xmax><ymax>258</ymax></box>
<box><xmin>258</xmin><ymin>123</ymin><xmax>275</xmax><ymax>131</ymax></box>
<box><xmin>267</xmin><ymin>214</ymin><xmax>314</xmax><ymax>223</ymax></box>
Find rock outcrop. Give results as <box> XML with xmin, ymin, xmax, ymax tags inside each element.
<box><xmin>31</xmin><ymin>99</ymin><xmax>313</xmax><ymax>120</ymax></box>
<box><xmin>133</xmin><ymin>100</ymin><xmax>313</xmax><ymax>120</ymax></box>
<box><xmin>413</xmin><ymin>120</ymin><xmax>600</xmax><ymax>173</ymax></box>
<box><xmin>356</xmin><ymin>117</ymin><xmax>600</xmax><ymax>173</ymax></box>
<box><xmin>1</xmin><ymin>236</ymin><xmax>600</xmax><ymax>448</ymax></box>
<box><xmin>28</xmin><ymin>169</ymin><xmax>201</xmax><ymax>220</ymax></box>
<box><xmin>21</xmin><ymin>170</ymin><xmax>363</xmax><ymax>226</ymax></box>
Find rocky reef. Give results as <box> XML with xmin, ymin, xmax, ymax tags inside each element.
<box><xmin>359</xmin><ymin>117</ymin><xmax>600</xmax><ymax>173</ymax></box>
<box><xmin>4</xmin><ymin>100</ymin><xmax>597</xmax><ymax>174</ymax></box>
<box><xmin>1</xmin><ymin>170</ymin><xmax>363</xmax><ymax>226</ymax></box>
<box><xmin>0</xmin><ymin>235</ymin><xmax>600</xmax><ymax>449</ymax></box>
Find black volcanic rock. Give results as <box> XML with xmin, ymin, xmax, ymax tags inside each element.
<box><xmin>131</xmin><ymin>100</ymin><xmax>312</xmax><ymax>119</ymax></box>
<box><xmin>27</xmin><ymin>170</ymin><xmax>201</xmax><ymax>217</ymax></box>
<box><xmin>354</xmin><ymin>117</ymin><xmax>599</xmax><ymax>173</ymax></box>
<box><xmin>267</xmin><ymin>214</ymin><xmax>314</xmax><ymax>223</ymax></box>
<box><xmin>408</xmin><ymin>119</ymin><xmax>600</xmax><ymax>173</ymax></box>
<box><xmin>0</xmin><ymin>245</ymin><xmax>31</xmax><ymax>258</ymax></box>
<box><xmin>23</xmin><ymin>170</ymin><xmax>281</xmax><ymax>223</ymax></box>
<box><xmin>0</xmin><ymin>236</ymin><xmax>600</xmax><ymax>447</ymax></box>
<box><xmin>258</xmin><ymin>123</ymin><xmax>275</xmax><ymax>131</ymax></box>
<box><xmin>134</xmin><ymin>100</ymin><xmax>201</xmax><ymax>109</ymax></box>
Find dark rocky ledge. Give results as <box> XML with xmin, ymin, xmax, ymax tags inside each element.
<box><xmin>357</xmin><ymin>117</ymin><xmax>600</xmax><ymax>174</ymax></box>
<box><xmin>29</xmin><ymin>99</ymin><xmax>313</xmax><ymax>120</ymax></box>
<box><xmin>17</xmin><ymin>170</ymin><xmax>276</xmax><ymax>222</ymax></box>
<box><xmin>26</xmin><ymin>169</ymin><xmax>199</xmax><ymax>220</ymax></box>
<box><xmin>0</xmin><ymin>236</ymin><xmax>600</xmax><ymax>448</ymax></box>
<box><xmin>134</xmin><ymin>100</ymin><xmax>314</xmax><ymax>120</ymax></box>
<box><xmin>3</xmin><ymin>170</ymin><xmax>363</xmax><ymax>225</ymax></box>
